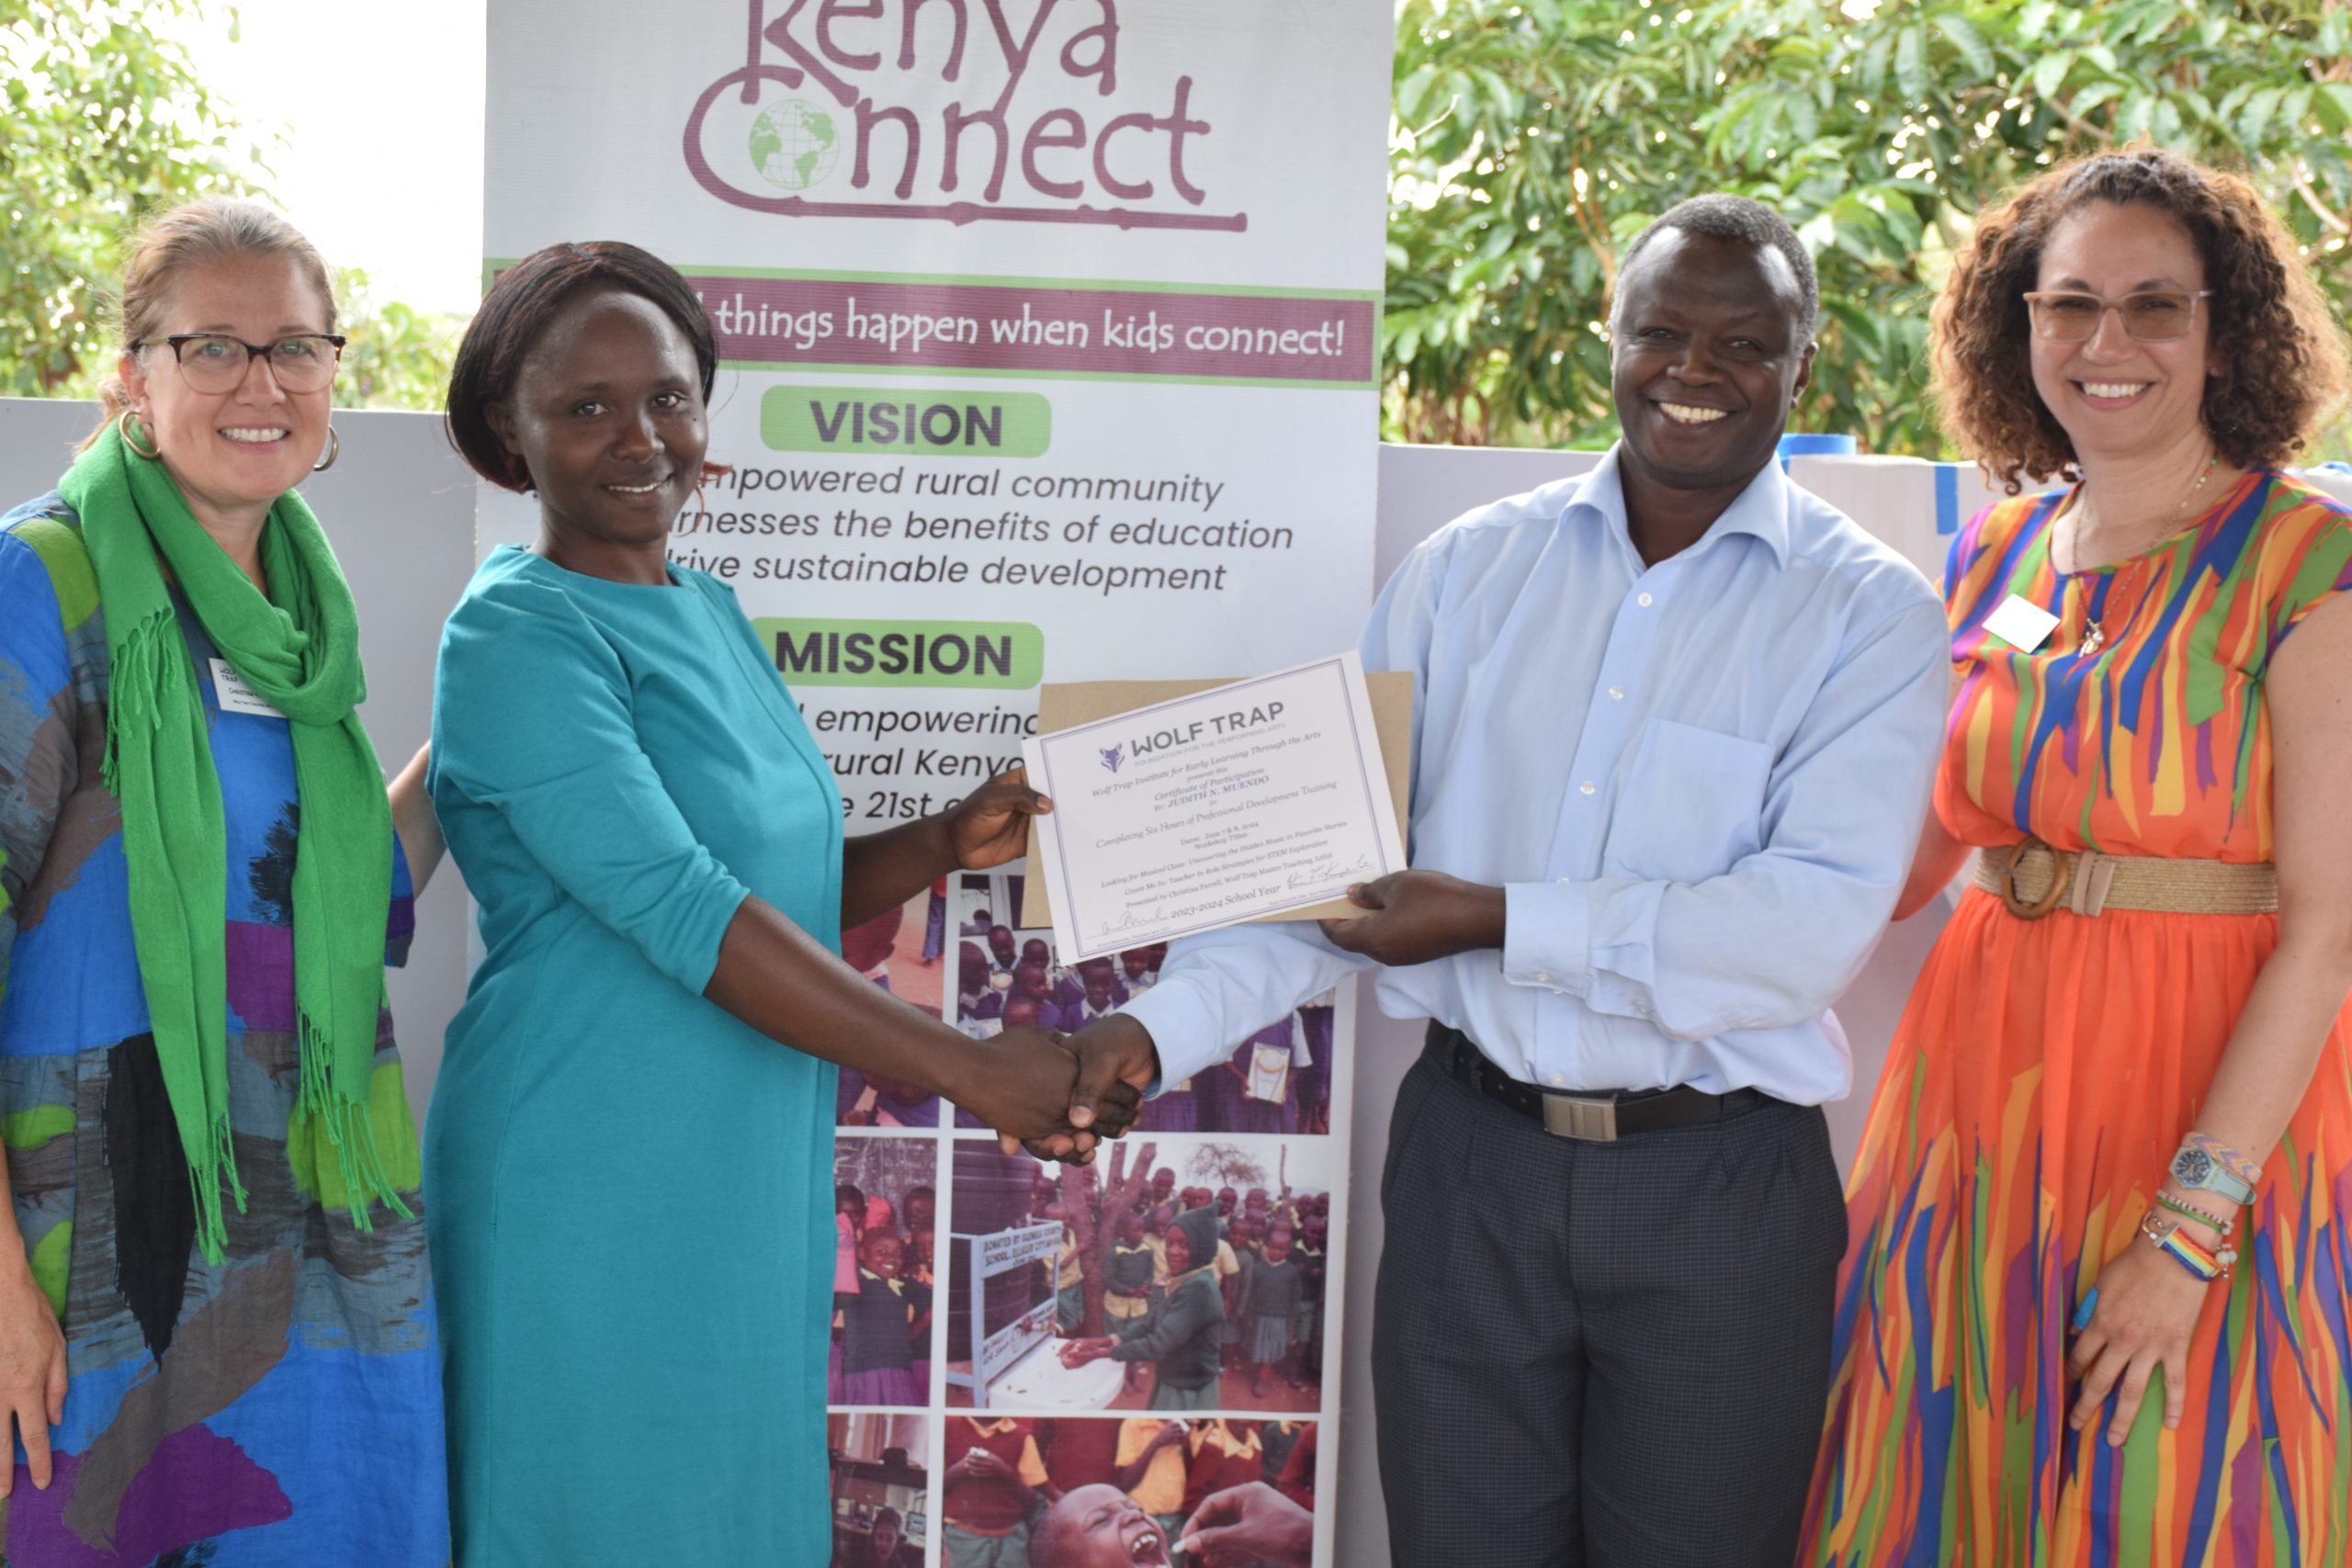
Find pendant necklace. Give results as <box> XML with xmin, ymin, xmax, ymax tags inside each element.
<box><xmin>2064</xmin><ymin>455</ymin><xmax>2218</xmax><ymax>658</ymax></box>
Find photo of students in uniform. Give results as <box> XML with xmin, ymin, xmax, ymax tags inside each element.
<box><xmin>838</xmin><ymin>1063</ymin><xmax>944</xmax><ymax>1129</ymax></box>
<box><xmin>829</xmin><ymin>1413</ymin><xmax>929</xmax><ymax>1567</ymax></box>
<box><xmin>1171</xmin><ymin>994</ymin><xmax>1337</xmax><ymax>1136</ymax></box>
<box><xmin>830</xmin><ymin>1137</ymin><xmax>940</xmax><ymax>1408</ymax></box>
<box><xmin>956</xmin><ymin>871</ymin><xmax>1024</xmax><ymax>942</ymax></box>
<box><xmin>944</xmin><ymin>1137</ymin><xmax>1334</xmax><ymax>1414</ymax></box>
<box><xmin>941</xmin><ymin>1415</ymin><xmax>1049</xmax><ymax>1568</ymax></box>
<box><xmin>948</xmin><ymin>879</ymin><xmax>1334</xmax><ymax>1134</ymax></box>
<box><xmin>833</xmin><ymin>884</ymin><xmax>951</xmax><ymax>1126</ymax></box>
<box><xmin>940</xmin><ymin>1418</ymin><xmax>1319</xmax><ymax>1568</ymax></box>
<box><xmin>952</xmin><ymin>927</ymin><xmax>1063</xmax><ymax>1044</ymax></box>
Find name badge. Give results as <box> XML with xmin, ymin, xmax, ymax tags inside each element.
<box><xmin>1246</xmin><ymin>1042</ymin><xmax>1293</xmax><ymax>1103</ymax></box>
<box><xmin>208</xmin><ymin>658</ymin><xmax>285</xmax><ymax>720</ymax></box>
<box><xmin>1983</xmin><ymin>594</ymin><xmax>2061</xmax><ymax>654</ymax></box>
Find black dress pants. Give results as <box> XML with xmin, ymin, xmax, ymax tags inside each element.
<box><xmin>1372</xmin><ymin>1036</ymin><xmax>1846</xmax><ymax>1568</ymax></box>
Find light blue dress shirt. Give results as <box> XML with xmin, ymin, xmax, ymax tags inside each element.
<box><xmin>1120</xmin><ymin>446</ymin><xmax>1950</xmax><ymax>1106</ymax></box>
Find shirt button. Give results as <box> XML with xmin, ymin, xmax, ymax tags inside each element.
<box><xmin>1608</xmin><ymin>686</ymin><xmax>1625</xmax><ymax>701</ymax></box>
<box><xmin>1535</xmin><ymin>971</ymin><xmax>1551</xmax><ymax>983</ymax></box>
<box><xmin>1636</xmin><ymin>592</ymin><xmax>1654</xmax><ymax>607</ymax></box>
<box><xmin>1578</xmin><ymin>781</ymin><xmax>1597</xmax><ymax>795</ymax></box>
<box><xmin>1549</xmin><ymin>1074</ymin><xmax>1566</xmax><ymax>1086</ymax></box>
<box><xmin>1636</xmin><ymin>1003</ymin><xmax>1653</xmax><ymax>1016</ymax></box>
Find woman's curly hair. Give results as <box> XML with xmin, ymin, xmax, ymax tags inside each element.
<box><xmin>1931</xmin><ymin>147</ymin><xmax>2349</xmax><ymax>493</ymax></box>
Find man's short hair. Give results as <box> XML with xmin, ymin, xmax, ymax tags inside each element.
<box><xmin>1617</xmin><ymin>194</ymin><xmax>1819</xmax><ymax>344</ymax></box>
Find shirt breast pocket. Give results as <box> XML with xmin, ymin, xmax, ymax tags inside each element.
<box><xmin>1603</xmin><ymin>719</ymin><xmax>1771</xmax><ymax>884</ymax></box>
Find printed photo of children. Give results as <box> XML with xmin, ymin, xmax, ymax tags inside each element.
<box><xmin>951</xmin><ymin>925</ymin><xmax>1061</xmax><ymax>1044</ymax></box>
<box><xmin>1144</xmin><ymin>990</ymin><xmax>1336</xmax><ymax>1137</ymax></box>
<box><xmin>956</xmin><ymin>870</ymin><xmax>1023</xmax><ymax>945</ymax></box>
<box><xmin>944</xmin><ymin>1136</ymin><xmax>1333</xmax><ymax>1415</ymax></box>
<box><xmin>948</xmin><ymin>877</ymin><xmax>1335</xmax><ymax>1135</ymax></box>
<box><xmin>836</xmin><ymin>881</ymin><xmax>952</xmax><ymax>1126</ymax></box>
<box><xmin>831</xmin><ymin>1136</ymin><xmax>941</xmax><ymax>1409</ymax></box>
<box><xmin>829</xmin><ymin>1412</ymin><xmax>929</xmax><ymax>1567</ymax></box>
<box><xmin>940</xmin><ymin>1416</ymin><xmax>1318</xmax><ymax>1568</ymax></box>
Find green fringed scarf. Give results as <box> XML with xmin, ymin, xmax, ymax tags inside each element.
<box><xmin>58</xmin><ymin>422</ymin><xmax>413</xmax><ymax>1262</ymax></box>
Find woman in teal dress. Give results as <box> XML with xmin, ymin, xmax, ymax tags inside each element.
<box><xmin>425</xmin><ymin>242</ymin><xmax>1135</xmax><ymax>1564</ymax></box>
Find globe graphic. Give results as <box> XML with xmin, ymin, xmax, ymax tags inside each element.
<box><xmin>750</xmin><ymin>100</ymin><xmax>841</xmax><ymax>192</ymax></box>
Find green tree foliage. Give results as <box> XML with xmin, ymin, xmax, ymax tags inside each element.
<box><xmin>331</xmin><ymin>267</ymin><xmax>463</xmax><ymax>413</ymax></box>
<box><xmin>1385</xmin><ymin>0</ymin><xmax>2352</xmax><ymax>451</ymax></box>
<box><xmin>1</xmin><ymin>3</ymin><xmax>456</xmax><ymax>410</ymax></box>
<box><xmin>0</xmin><ymin>0</ymin><xmax>251</xmax><ymax>396</ymax></box>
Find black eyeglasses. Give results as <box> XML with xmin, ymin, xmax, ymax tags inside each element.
<box><xmin>135</xmin><ymin>333</ymin><xmax>347</xmax><ymax>393</ymax></box>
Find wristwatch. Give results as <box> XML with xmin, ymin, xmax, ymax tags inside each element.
<box><xmin>2169</xmin><ymin>1142</ymin><xmax>2256</xmax><ymax>1208</ymax></box>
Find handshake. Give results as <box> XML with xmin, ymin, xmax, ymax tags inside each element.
<box><xmin>954</xmin><ymin>1013</ymin><xmax>1163</xmax><ymax>1162</ymax></box>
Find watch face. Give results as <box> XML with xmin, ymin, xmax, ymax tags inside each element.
<box><xmin>2174</xmin><ymin>1147</ymin><xmax>2214</xmax><ymax>1187</ymax></box>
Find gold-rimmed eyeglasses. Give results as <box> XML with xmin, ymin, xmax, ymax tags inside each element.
<box><xmin>2021</xmin><ymin>289</ymin><xmax>2213</xmax><ymax>344</ymax></box>
<box><xmin>135</xmin><ymin>333</ymin><xmax>347</xmax><ymax>393</ymax></box>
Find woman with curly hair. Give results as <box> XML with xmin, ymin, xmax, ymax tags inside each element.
<box><xmin>1804</xmin><ymin>148</ymin><xmax>2352</xmax><ymax>1563</ymax></box>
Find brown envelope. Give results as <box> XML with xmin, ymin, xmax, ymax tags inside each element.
<box><xmin>1019</xmin><ymin>671</ymin><xmax>1413</xmax><ymax>933</ymax></box>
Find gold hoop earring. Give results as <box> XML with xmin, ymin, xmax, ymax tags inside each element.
<box><xmin>119</xmin><ymin>409</ymin><xmax>161</xmax><ymax>460</ymax></box>
<box><xmin>311</xmin><ymin>426</ymin><xmax>339</xmax><ymax>473</ymax></box>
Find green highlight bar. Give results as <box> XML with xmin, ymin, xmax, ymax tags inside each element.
<box><xmin>756</xmin><ymin>617</ymin><xmax>1044</xmax><ymax>689</ymax></box>
<box><xmin>763</xmin><ymin>386</ymin><xmax>1052</xmax><ymax>456</ymax></box>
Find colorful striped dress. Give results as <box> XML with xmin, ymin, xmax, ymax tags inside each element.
<box><xmin>1804</xmin><ymin>471</ymin><xmax>2352</xmax><ymax>1565</ymax></box>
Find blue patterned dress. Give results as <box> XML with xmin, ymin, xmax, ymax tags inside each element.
<box><xmin>0</xmin><ymin>497</ymin><xmax>449</xmax><ymax>1566</ymax></box>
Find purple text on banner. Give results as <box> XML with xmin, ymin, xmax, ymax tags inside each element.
<box><xmin>684</xmin><ymin>275</ymin><xmax>1377</xmax><ymax>384</ymax></box>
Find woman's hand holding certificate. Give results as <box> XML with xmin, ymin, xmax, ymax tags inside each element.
<box><xmin>944</xmin><ymin>765</ymin><xmax>1055</xmax><ymax>870</ymax></box>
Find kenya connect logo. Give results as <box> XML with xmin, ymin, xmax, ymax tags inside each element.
<box><xmin>750</xmin><ymin>99</ymin><xmax>840</xmax><ymax>191</ymax></box>
<box><xmin>683</xmin><ymin>0</ymin><xmax>1243</xmax><ymax>231</ymax></box>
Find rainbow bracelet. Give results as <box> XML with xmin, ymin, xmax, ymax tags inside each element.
<box><xmin>2141</xmin><ymin>1211</ymin><xmax>2233</xmax><ymax>1280</ymax></box>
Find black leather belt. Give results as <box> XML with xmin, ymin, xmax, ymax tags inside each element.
<box><xmin>1424</xmin><ymin>1023</ymin><xmax>1774</xmax><ymax>1142</ymax></box>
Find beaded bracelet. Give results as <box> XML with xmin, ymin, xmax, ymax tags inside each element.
<box><xmin>2141</xmin><ymin>1211</ymin><xmax>2235</xmax><ymax>1280</ymax></box>
<box><xmin>2156</xmin><ymin>1190</ymin><xmax>2235</xmax><ymax>1236</ymax></box>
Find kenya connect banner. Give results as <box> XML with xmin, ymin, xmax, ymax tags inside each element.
<box><xmin>485</xmin><ymin>3</ymin><xmax>1390</xmax><ymax>1561</ymax></box>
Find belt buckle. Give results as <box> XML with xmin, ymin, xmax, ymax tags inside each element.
<box><xmin>1996</xmin><ymin>834</ymin><xmax>2072</xmax><ymax>920</ymax></box>
<box><xmin>1542</xmin><ymin>1092</ymin><xmax>1619</xmax><ymax>1142</ymax></box>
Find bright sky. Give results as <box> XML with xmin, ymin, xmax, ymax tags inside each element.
<box><xmin>174</xmin><ymin>0</ymin><xmax>488</xmax><ymax>315</ymax></box>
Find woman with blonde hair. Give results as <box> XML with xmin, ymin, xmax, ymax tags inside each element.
<box><xmin>1805</xmin><ymin>148</ymin><xmax>2352</xmax><ymax>1562</ymax></box>
<box><xmin>0</xmin><ymin>197</ymin><xmax>447</xmax><ymax>1562</ymax></box>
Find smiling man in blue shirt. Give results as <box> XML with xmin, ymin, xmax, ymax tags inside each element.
<box><xmin>1053</xmin><ymin>196</ymin><xmax>1949</xmax><ymax>1567</ymax></box>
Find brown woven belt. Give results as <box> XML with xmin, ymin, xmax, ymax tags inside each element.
<box><xmin>1971</xmin><ymin>836</ymin><xmax>2278</xmax><ymax>919</ymax></box>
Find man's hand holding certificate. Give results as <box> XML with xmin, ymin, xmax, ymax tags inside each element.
<box><xmin>1022</xmin><ymin>652</ymin><xmax>1408</xmax><ymax>962</ymax></box>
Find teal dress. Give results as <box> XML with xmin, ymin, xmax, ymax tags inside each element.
<box><xmin>424</xmin><ymin>548</ymin><xmax>840</xmax><ymax>1564</ymax></box>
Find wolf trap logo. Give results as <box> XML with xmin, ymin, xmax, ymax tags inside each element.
<box><xmin>684</xmin><ymin>0</ymin><xmax>1244</xmax><ymax>231</ymax></box>
<box><xmin>1099</xmin><ymin>744</ymin><xmax>1125</xmax><ymax>774</ymax></box>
